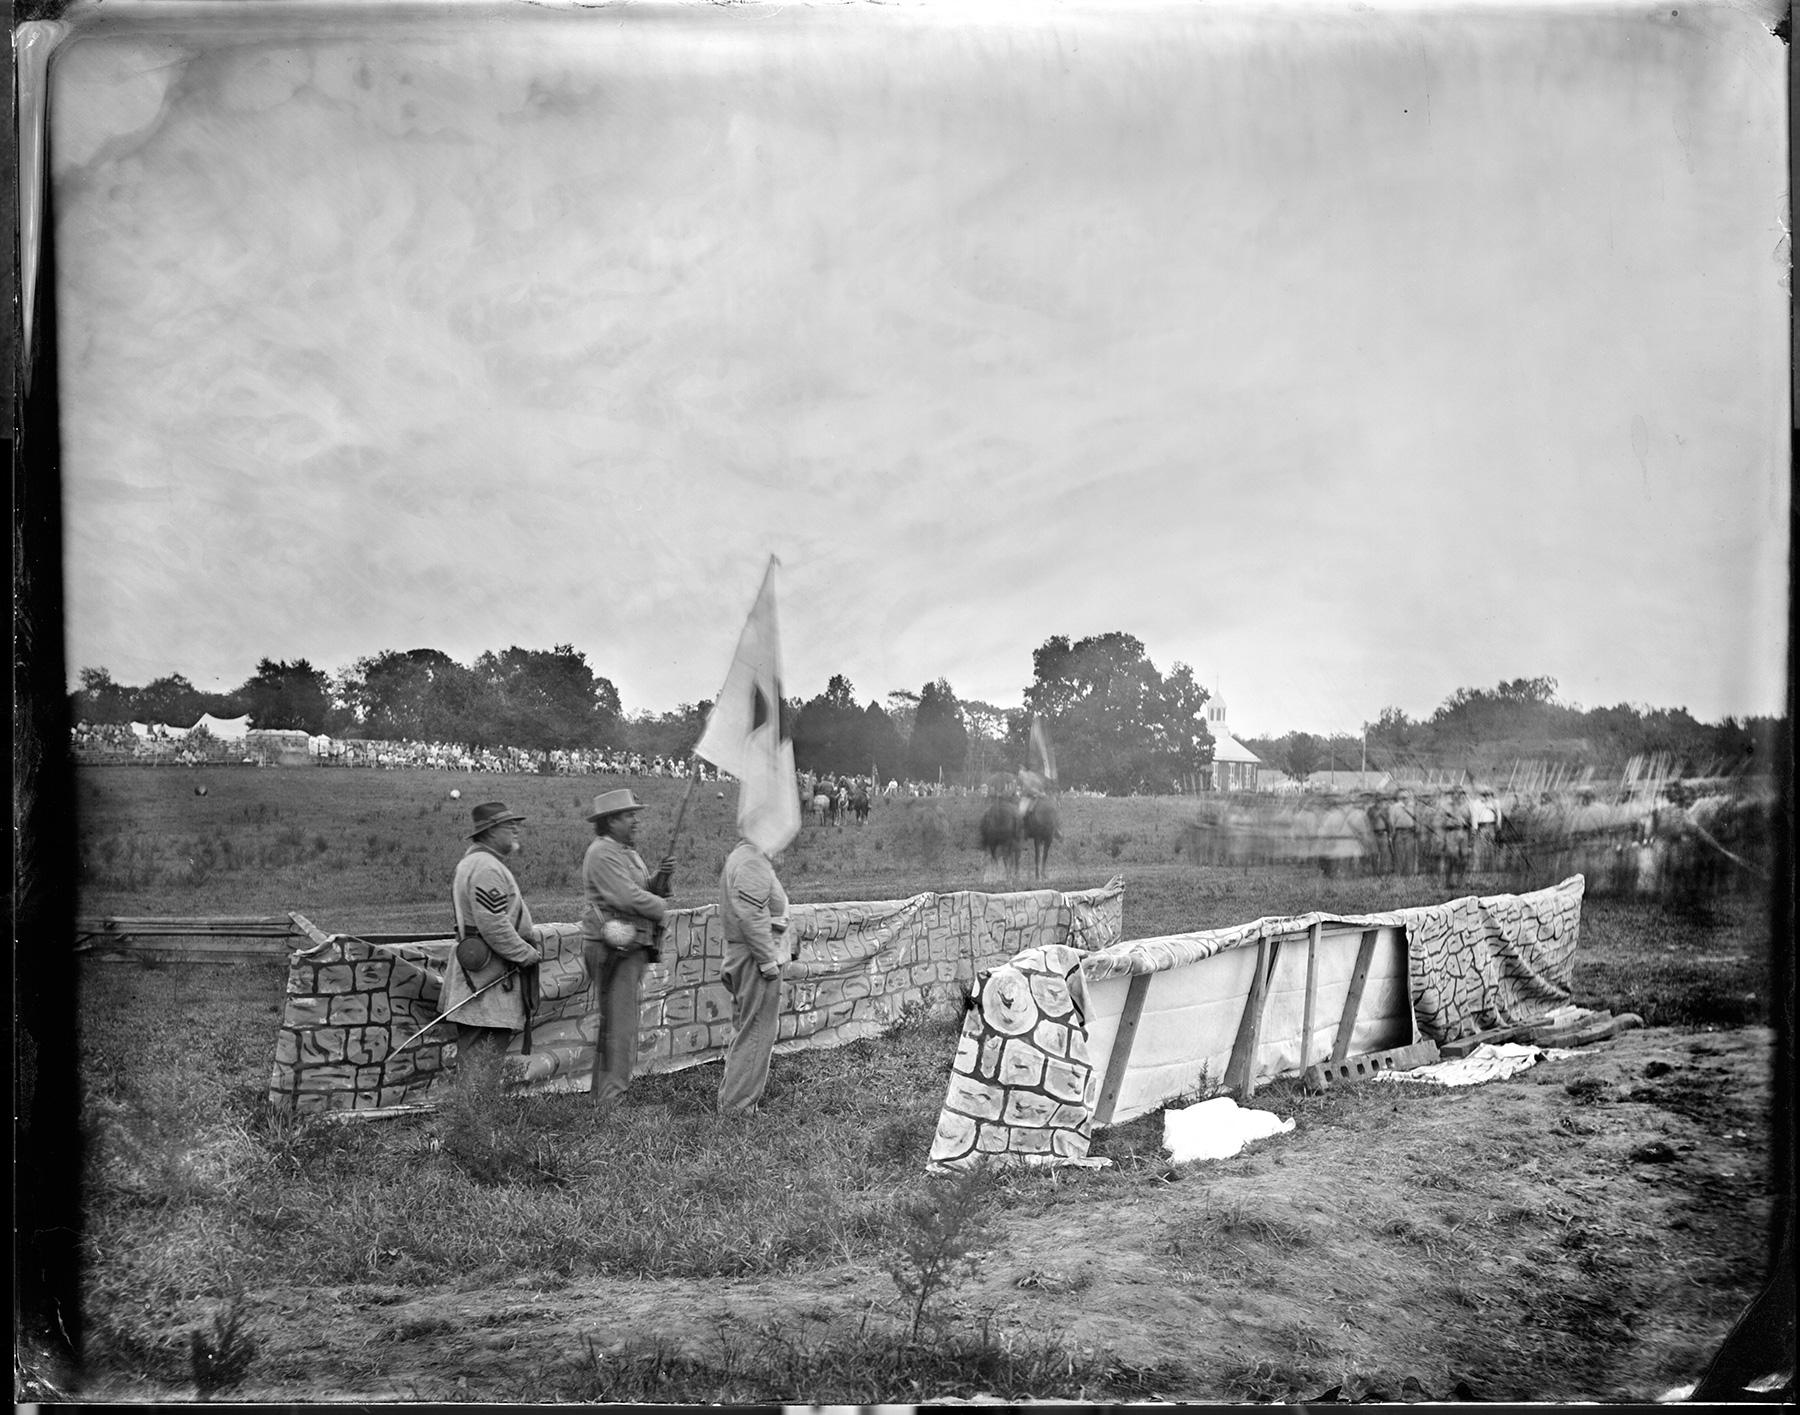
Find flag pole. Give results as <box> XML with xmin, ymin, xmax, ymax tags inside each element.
<box><xmin>666</xmin><ymin>765</ymin><xmax>700</xmax><ymax>859</ymax></box>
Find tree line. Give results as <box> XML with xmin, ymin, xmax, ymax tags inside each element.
<box><xmin>1241</xmin><ymin>676</ymin><xmax>1781</xmax><ymax>782</ymax></box>
<box><xmin>72</xmin><ymin>649</ymin><xmax>643</xmax><ymax>755</ymax></box>
<box><xmin>70</xmin><ymin>652</ymin><xmax>1777</xmax><ymax>793</ymax></box>
<box><xmin>69</xmin><ymin>631</ymin><xmax>1222</xmax><ymax>793</ymax></box>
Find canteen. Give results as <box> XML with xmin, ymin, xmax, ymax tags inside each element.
<box><xmin>455</xmin><ymin>933</ymin><xmax>494</xmax><ymax>973</ymax></box>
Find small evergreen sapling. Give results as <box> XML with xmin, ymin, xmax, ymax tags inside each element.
<box><xmin>887</xmin><ymin>1168</ymin><xmax>995</xmax><ymax>1343</ymax></box>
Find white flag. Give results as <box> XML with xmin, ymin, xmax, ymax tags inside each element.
<box><xmin>693</xmin><ymin>556</ymin><xmax>801</xmax><ymax>855</ymax></box>
<box><xmin>1030</xmin><ymin>715</ymin><xmax>1058</xmax><ymax>786</ymax></box>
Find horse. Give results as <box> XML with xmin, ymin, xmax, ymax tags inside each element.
<box><xmin>1022</xmin><ymin>797</ymin><xmax>1059</xmax><ymax>880</ymax></box>
<box><xmin>851</xmin><ymin>785</ymin><xmax>871</xmax><ymax>826</ymax></box>
<box><xmin>979</xmin><ymin>797</ymin><xmax>1022</xmax><ymax>879</ymax></box>
<box><xmin>810</xmin><ymin>792</ymin><xmax>831</xmax><ymax>826</ymax></box>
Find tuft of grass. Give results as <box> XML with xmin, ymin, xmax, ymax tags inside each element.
<box><xmin>189</xmin><ymin>1294</ymin><xmax>257</xmax><ymax>1398</ymax></box>
<box><xmin>554</xmin><ymin>1319</ymin><xmax>1187</xmax><ymax>1404</ymax></box>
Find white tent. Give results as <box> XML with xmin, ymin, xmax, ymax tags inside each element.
<box><xmin>190</xmin><ymin>712</ymin><xmax>251</xmax><ymax>741</ymax></box>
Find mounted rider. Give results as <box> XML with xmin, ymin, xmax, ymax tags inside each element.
<box><xmin>1015</xmin><ymin>766</ymin><xmax>1048</xmax><ymax>821</ymax></box>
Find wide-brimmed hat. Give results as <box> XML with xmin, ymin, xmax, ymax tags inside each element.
<box><xmin>585</xmin><ymin>788</ymin><xmax>645</xmax><ymax>822</ymax></box>
<box><xmin>468</xmin><ymin>801</ymin><xmax>527</xmax><ymax>838</ymax></box>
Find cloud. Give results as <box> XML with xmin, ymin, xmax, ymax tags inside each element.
<box><xmin>52</xmin><ymin>4</ymin><xmax>1788</xmax><ymax>730</ymax></box>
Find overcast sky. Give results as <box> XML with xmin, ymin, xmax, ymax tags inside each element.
<box><xmin>51</xmin><ymin>0</ymin><xmax>1789</xmax><ymax>736</ymax></box>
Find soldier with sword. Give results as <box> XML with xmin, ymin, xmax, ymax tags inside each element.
<box><xmin>437</xmin><ymin>801</ymin><xmax>546</xmax><ymax>1093</ymax></box>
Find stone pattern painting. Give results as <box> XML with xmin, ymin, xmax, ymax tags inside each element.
<box><xmin>1398</xmin><ymin>876</ymin><xmax>1584</xmax><ymax>1042</ymax></box>
<box><xmin>269</xmin><ymin>880</ymin><xmax>1124</xmax><ymax>1112</ymax></box>
<box><xmin>928</xmin><ymin>944</ymin><xmax>1096</xmax><ymax>1172</ymax></box>
<box><xmin>927</xmin><ymin>877</ymin><xmax>1586</xmax><ymax>1166</ymax></box>
<box><xmin>1080</xmin><ymin>875</ymin><xmax>1584</xmax><ymax>1042</ymax></box>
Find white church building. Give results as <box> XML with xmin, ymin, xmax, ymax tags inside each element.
<box><xmin>1204</xmin><ymin>695</ymin><xmax>1262</xmax><ymax>792</ymax></box>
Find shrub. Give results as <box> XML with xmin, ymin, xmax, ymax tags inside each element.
<box><xmin>888</xmin><ymin>1168</ymin><xmax>994</xmax><ymax>1342</ymax></box>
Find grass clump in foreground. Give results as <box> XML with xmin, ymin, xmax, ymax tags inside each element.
<box><xmin>552</xmin><ymin>1321</ymin><xmax>1186</xmax><ymax>1404</ymax></box>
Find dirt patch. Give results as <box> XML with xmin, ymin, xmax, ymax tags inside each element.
<box><xmin>78</xmin><ymin>1024</ymin><xmax>1776</xmax><ymax>1404</ymax></box>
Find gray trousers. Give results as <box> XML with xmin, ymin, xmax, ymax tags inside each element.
<box><xmin>454</xmin><ymin>1023</ymin><xmax>514</xmax><ymax>1091</ymax></box>
<box><xmin>588</xmin><ymin>943</ymin><xmax>648</xmax><ymax>1107</ymax></box>
<box><xmin>718</xmin><ymin>945</ymin><xmax>782</xmax><ymax>1115</ymax></box>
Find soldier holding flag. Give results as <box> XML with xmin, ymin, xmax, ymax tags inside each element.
<box><xmin>694</xmin><ymin>557</ymin><xmax>803</xmax><ymax>1114</ymax></box>
<box><xmin>717</xmin><ymin>836</ymin><xmax>791</xmax><ymax>1114</ymax></box>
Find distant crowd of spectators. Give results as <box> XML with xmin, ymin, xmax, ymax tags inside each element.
<box><xmin>317</xmin><ymin>740</ymin><xmax>712</xmax><ymax>778</ymax></box>
<box><xmin>70</xmin><ymin>721</ymin><xmax>717</xmax><ymax>779</ymax></box>
<box><xmin>71</xmin><ymin>721</ymin><xmax>223</xmax><ymax>766</ymax></box>
<box><xmin>73</xmin><ymin>721</ymin><xmax>1056</xmax><ymax>798</ymax></box>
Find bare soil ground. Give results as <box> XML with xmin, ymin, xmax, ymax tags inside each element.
<box><xmin>75</xmin><ymin>1024</ymin><xmax>1774</xmax><ymax>1404</ymax></box>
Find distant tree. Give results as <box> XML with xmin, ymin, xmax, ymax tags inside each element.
<box><xmin>1158</xmin><ymin>663</ymin><xmax>1218</xmax><ymax>784</ymax></box>
<box><xmin>1017</xmin><ymin>633</ymin><xmax>1214</xmax><ymax>794</ymax></box>
<box><xmin>960</xmin><ymin>700</ymin><xmax>1010</xmax><ymax>747</ymax></box>
<box><xmin>133</xmin><ymin>673</ymin><xmax>211</xmax><ymax>729</ymax></box>
<box><xmin>906</xmin><ymin>678</ymin><xmax>969</xmax><ymax>782</ymax></box>
<box><xmin>474</xmin><ymin>644</ymin><xmax>623</xmax><ymax>751</ymax></box>
<box><xmin>234</xmin><ymin>658</ymin><xmax>334</xmax><ymax>734</ymax></box>
<box><xmin>1366</xmin><ymin>706</ymin><xmax>1415</xmax><ymax>750</ymax></box>
<box><xmin>1281</xmin><ymin>731</ymin><xmax>1324</xmax><ymax>783</ymax></box>
<box><xmin>885</xmin><ymin>689</ymin><xmax>920</xmax><ymax>743</ymax></box>
<box><xmin>70</xmin><ymin>667</ymin><xmax>134</xmax><ymax>724</ymax></box>
<box><xmin>861</xmin><ymin>700</ymin><xmax>907</xmax><ymax>781</ymax></box>
<box><xmin>1430</xmin><ymin>676</ymin><xmax>1575</xmax><ymax>744</ymax></box>
<box><xmin>623</xmin><ymin>701</ymin><xmax>712</xmax><ymax>762</ymax></box>
<box><xmin>793</xmin><ymin>674</ymin><xmax>867</xmax><ymax>776</ymax></box>
<box><xmin>339</xmin><ymin>649</ymin><xmax>476</xmax><ymax>743</ymax></box>
<box><xmin>1024</xmin><ymin>634</ymin><xmax>1163</xmax><ymax>792</ymax></box>
<box><xmin>959</xmin><ymin>699</ymin><xmax>1014</xmax><ymax>782</ymax></box>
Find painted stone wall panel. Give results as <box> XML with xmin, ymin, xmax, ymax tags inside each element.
<box><xmin>933</xmin><ymin>876</ymin><xmax>1586</xmax><ymax>1164</ymax></box>
<box><xmin>269</xmin><ymin>879</ymin><xmax>1124</xmax><ymax>1111</ymax></box>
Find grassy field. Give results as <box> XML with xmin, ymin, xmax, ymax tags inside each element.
<box><xmin>75</xmin><ymin>763</ymin><xmax>1772</xmax><ymax>1025</ymax></box>
<box><xmin>56</xmin><ymin>764</ymin><xmax>1783</xmax><ymax>1402</ymax></box>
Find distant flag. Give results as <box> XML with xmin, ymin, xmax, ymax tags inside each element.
<box><xmin>693</xmin><ymin>556</ymin><xmax>801</xmax><ymax>855</ymax></box>
<box><xmin>1030</xmin><ymin>715</ymin><xmax>1058</xmax><ymax>786</ymax></box>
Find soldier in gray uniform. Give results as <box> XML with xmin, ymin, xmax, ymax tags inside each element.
<box><xmin>446</xmin><ymin>802</ymin><xmax>545</xmax><ymax>1088</ymax></box>
<box><xmin>717</xmin><ymin>837</ymin><xmax>791</xmax><ymax>1115</ymax></box>
<box><xmin>580</xmin><ymin>789</ymin><xmax>676</xmax><ymax>1107</ymax></box>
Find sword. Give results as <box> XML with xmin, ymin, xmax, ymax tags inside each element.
<box><xmin>393</xmin><ymin>970</ymin><xmax>509</xmax><ymax>1054</ymax></box>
